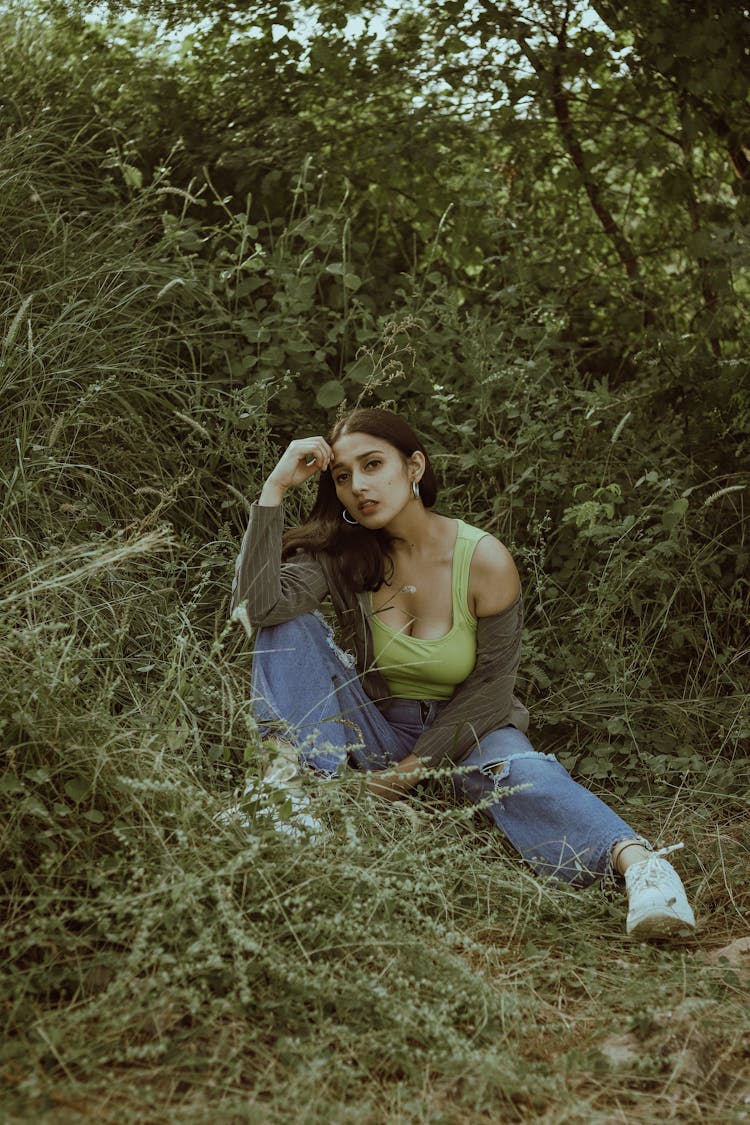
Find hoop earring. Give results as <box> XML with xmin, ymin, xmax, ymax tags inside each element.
<box><xmin>342</xmin><ymin>509</ymin><xmax>358</xmax><ymax>525</ymax></box>
<box><xmin>412</xmin><ymin>480</ymin><xmax>421</xmax><ymax>500</ymax></box>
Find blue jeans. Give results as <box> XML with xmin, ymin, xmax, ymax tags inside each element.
<box><xmin>250</xmin><ymin>613</ymin><xmax>641</xmax><ymax>887</ymax></box>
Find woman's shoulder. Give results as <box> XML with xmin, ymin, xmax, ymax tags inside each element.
<box><xmin>455</xmin><ymin>518</ymin><xmax>489</xmax><ymax>544</ymax></box>
<box><xmin>460</xmin><ymin>521</ymin><xmax>521</xmax><ymax>617</ymax></box>
<box><xmin>456</xmin><ymin>518</ymin><xmax>514</xmax><ymax>562</ymax></box>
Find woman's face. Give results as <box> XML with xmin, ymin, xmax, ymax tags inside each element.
<box><xmin>330</xmin><ymin>431</ymin><xmax>421</xmax><ymax>527</ymax></box>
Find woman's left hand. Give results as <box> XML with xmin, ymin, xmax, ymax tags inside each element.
<box><xmin>365</xmin><ymin>754</ymin><xmax>425</xmax><ymax>801</ymax></box>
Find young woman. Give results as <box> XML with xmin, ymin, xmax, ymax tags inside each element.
<box><xmin>231</xmin><ymin>408</ymin><xmax>696</xmax><ymax>939</ymax></box>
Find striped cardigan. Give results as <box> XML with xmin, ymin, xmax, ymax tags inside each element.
<box><xmin>230</xmin><ymin>501</ymin><xmax>530</xmax><ymax>769</ymax></box>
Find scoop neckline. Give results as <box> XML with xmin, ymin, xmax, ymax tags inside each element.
<box><xmin>370</xmin><ymin>519</ymin><xmax>468</xmax><ymax>643</ymax></box>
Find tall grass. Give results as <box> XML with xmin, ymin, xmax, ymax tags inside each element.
<box><xmin>1</xmin><ymin>107</ymin><xmax>749</xmax><ymax>1125</ymax></box>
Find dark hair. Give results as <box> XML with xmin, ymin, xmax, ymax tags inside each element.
<box><xmin>282</xmin><ymin>408</ymin><xmax>438</xmax><ymax>591</ymax></box>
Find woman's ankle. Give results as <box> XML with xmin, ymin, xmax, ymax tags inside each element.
<box><xmin>612</xmin><ymin>839</ymin><xmax>651</xmax><ymax>875</ymax></box>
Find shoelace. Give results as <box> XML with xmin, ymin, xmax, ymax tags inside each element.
<box><xmin>627</xmin><ymin>842</ymin><xmax>684</xmax><ymax>889</ymax></box>
<box><xmin>652</xmin><ymin>842</ymin><xmax>685</xmax><ymax>859</ymax></box>
<box><xmin>263</xmin><ymin>762</ymin><xmax>298</xmax><ymax>787</ymax></box>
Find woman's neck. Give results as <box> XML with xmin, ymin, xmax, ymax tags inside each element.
<box><xmin>385</xmin><ymin>508</ymin><xmax>455</xmax><ymax>558</ymax></box>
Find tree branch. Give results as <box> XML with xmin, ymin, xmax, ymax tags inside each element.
<box><xmin>517</xmin><ymin>28</ymin><xmax>653</xmax><ymax>323</ymax></box>
<box><xmin>704</xmin><ymin>109</ymin><xmax>750</xmax><ymax>183</ymax></box>
<box><xmin>679</xmin><ymin>96</ymin><xmax>721</xmax><ymax>358</ymax></box>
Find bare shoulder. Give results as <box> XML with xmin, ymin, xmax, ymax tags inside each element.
<box><xmin>468</xmin><ymin>533</ymin><xmax>521</xmax><ymax>618</ymax></box>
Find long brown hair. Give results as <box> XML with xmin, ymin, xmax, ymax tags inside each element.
<box><xmin>282</xmin><ymin>408</ymin><xmax>438</xmax><ymax>591</ymax></box>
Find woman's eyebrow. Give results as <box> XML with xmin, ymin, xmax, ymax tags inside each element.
<box><xmin>331</xmin><ymin>449</ymin><xmax>385</xmax><ymax>471</ymax></box>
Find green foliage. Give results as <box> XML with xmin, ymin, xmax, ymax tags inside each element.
<box><xmin>0</xmin><ymin>2</ymin><xmax>749</xmax><ymax>1120</ymax></box>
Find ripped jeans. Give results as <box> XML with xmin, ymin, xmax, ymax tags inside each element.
<box><xmin>250</xmin><ymin>613</ymin><xmax>641</xmax><ymax>887</ymax></box>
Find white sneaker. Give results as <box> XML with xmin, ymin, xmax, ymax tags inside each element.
<box><xmin>624</xmin><ymin>844</ymin><xmax>696</xmax><ymax>939</ymax></box>
<box><xmin>215</xmin><ymin>762</ymin><xmax>326</xmax><ymax>839</ymax></box>
<box><xmin>254</xmin><ymin>763</ymin><xmax>326</xmax><ymax>838</ymax></box>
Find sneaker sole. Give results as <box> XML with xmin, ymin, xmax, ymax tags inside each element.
<box><xmin>627</xmin><ymin>913</ymin><xmax>696</xmax><ymax>939</ymax></box>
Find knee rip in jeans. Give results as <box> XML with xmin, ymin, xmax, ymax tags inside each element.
<box><xmin>313</xmin><ymin>610</ymin><xmax>356</xmax><ymax>670</ymax></box>
<box><xmin>482</xmin><ymin>750</ymin><xmax>557</xmax><ymax>783</ymax></box>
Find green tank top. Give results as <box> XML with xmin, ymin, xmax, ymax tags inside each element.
<box><xmin>369</xmin><ymin>520</ymin><xmax>487</xmax><ymax>701</ymax></box>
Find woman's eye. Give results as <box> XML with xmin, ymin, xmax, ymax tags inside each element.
<box><xmin>366</xmin><ymin>460</ymin><xmax>381</xmax><ymax>470</ymax></box>
<box><xmin>335</xmin><ymin>474</ymin><xmax>348</xmax><ymax>484</ymax></box>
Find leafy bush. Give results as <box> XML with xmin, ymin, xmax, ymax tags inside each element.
<box><xmin>1</xmin><ymin>4</ymin><xmax>748</xmax><ymax>1120</ymax></box>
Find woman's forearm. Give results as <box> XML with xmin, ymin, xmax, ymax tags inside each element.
<box><xmin>365</xmin><ymin>753</ymin><xmax>426</xmax><ymax>801</ymax></box>
<box><xmin>258</xmin><ymin>479</ymin><xmax>287</xmax><ymax>506</ymax></box>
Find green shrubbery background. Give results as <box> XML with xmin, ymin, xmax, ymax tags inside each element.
<box><xmin>1</xmin><ymin>1</ymin><xmax>748</xmax><ymax>1120</ymax></box>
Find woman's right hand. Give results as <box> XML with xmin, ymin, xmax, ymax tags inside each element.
<box><xmin>262</xmin><ymin>436</ymin><xmax>334</xmax><ymax>498</ymax></box>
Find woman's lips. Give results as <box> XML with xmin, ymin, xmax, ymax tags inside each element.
<box><xmin>358</xmin><ymin>500</ymin><xmax>378</xmax><ymax>514</ymax></box>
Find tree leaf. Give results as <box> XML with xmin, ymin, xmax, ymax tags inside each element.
<box><xmin>20</xmin><ymin>795</ymin><xmax>49</xmax><ymax>819</ymax></box>
<box><xmin>316</xmin><ymin>379</ymin><xmax>346</xmax><ymax>408</ymax></box>
<box><xmin>661</xmin><ymin>498</ymin><xmax>689</xmax><ymax>531</ymax></box>
<box><xmin>64</xmin><ymin>776</ymin><xmax>91</xmax><ymax>803</ymax></box>
<box><xmin>348</xmin><ymin>355</ymin><xmax>375</xmax><ymax>384</ymax></box>
<box><xmin>0</xmin><ymin>773</ymin><xmax>24</xmax><ymax>794</ymax></box>
<box><xmin>121</xmin><ymin>163</ymin><xmax>143</xmax><ymax>190</ymax></box>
